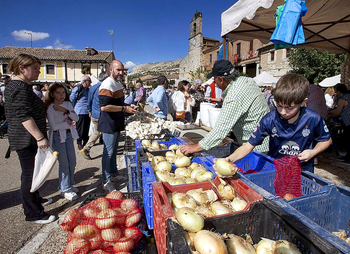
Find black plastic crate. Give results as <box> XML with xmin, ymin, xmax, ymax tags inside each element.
<box><xmin>166</xmin><ymin>200</ymin><xmax>342</xmax><ymax>254</ymax></box>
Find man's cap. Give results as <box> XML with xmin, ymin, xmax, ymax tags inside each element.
<box><xmin>207</xmin><ymin>60</ymin><xmax>235</xmax><ymax>78</ymax></box>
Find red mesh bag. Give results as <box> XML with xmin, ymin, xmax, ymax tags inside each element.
<box><xmin>273</xmin><ymin>155</ymin><xmax>302</xmax><ymax>199</ymax></box>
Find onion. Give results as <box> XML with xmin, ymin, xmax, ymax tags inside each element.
<box><xmin>151</xmin><ymin>140</ymin><xmax>160</xmax><ymax>150</ymax></box>
<box><xmin>275</xmin><ymin>240</ymin><xmax>301</xmax><ymax>254</ymax></box>
<box><xmin>64</xmin><ymin>238</ymin><xmax>90</xmax><ymax>254</ymax></box>
<box><xmin>101</xmin><ymin>227</ymin><xmax>122</xmax><ymax>241</ymax></box>
<box><xmin>283</xmin><ymin>193</ymin><xmax>297</xmax><ymax>200</ymax></box>
<box><xmin>74</xmin><ymin>224</ymin><xmax>97</xmax><ymax>238</ymax></box>
<box><xmin>210</xmin><ymin>201</ymin><xmax>231</xmax><ymax>215</ymax></box>
<box><xmin>165</xmin><ymin>151</ymin><xmax>176</xmax><ymax>158</ymax></box>
<box><xmin>217</xmin><ymin>178</ymin><xmax>236</xmax><ymax>200</ymax></box>
<box><xmin>146</xmin><ymin>152</ymin><xmax>154</xmax><ymax>161</ymax></box>
<box><xmin>225</xmin><ymin>234</ymin><xmax>256</xmax><ymax>254</ymax></box>
<box><xmin>188</xmin><ymin>162</ymin><xmax>200</xmax><ymax>171</ymax></box>
<box><xmin>175</xmin><ymin>156</ymin><xmax>191</xmax><ymax>167</ymax></box>
<box><xmin>256</xmin><ymin>238</ymin><xmax>276</xmax><ymax>254</ymax></box>
<box><xmin>185</xmin><ymin>178</ymin><xmax>197</xmax><ymax>184</ymax></box>
<box><xmin>141</xmin><ymin>139</ymin><xmax>151</xmax><ymax>148</ymax></box>
<box><xmin>175</xmin><ymin>207</ymin><xmax>204</xmax><ymax>232</ymax></box>
<box><xmin>230</xmin><ymin>197</ymin><xmax>248</xmax><ymax>212</ymax></box>
<box><xmin>95</xmin><ymin>209</ymin><xmax>118</xmax><ymax>229</ymax></box>
<box><xmin>172</xmin><ymin>192</ymin><xmax>197</xmax><ymax>209</ymax></box>
<box><xmin>83</xmin><ymin>206</ymin><xmax>100</xmax><ymax>219</ymax></box>
<box><xmin>155</xmin><ymin>171</ymin><xmax>173</xmax><ymax>182</ymax></box>
<box><xmin>190</xmin><ymin>167</ymin><xmax>207</xmax><ymax>179</ymax></box>
<box><xmin>185</xmin><ymin>231</ymin><xmax>195</xmax><ymax>250</ymax></box>
<box><xmin>121</xmin><ymin>199</ymin><xmax>139</xmax><ymax>212</ymax></box>
<box><xmin>176</xmin><ymin>149</ymin><xmax>184</xmax><ymax>156</ymax></box>
<box><xmin>195</xmin><ymin>206</ymin><xmax>215</xmax><ymax>218</ymax></box>
<box><xmin>62</xmin><ymin>209</ymin><xmax>82</xmax><ymax>231</ymax></box>
<box><xmin>113</xmin><ymin>207</ymin><xmax>127</xmax><ymax>226</ymax></box>
<box><xmin>155</xmin><ymin>161</ymin><xmax>172</xmax><ymax>172</ymax></box>
<box><xmin>89</xmin><ymin>231</ymin><xmax>103</xmax><ymax>250</ymax></box>
<box><xmin>123</xmin><ymin>227</ymin><xmax>142</xmax><ymax>239</ymax></box>
<box><xmin>166</xmin><ymin>156</ymin><xmax>176</xmax><ymax>164</ymax></box>
<box><xmin>195</xmin><ymin>171</ymin><xmax>213</xmax><ymax>182</ymax></box>
<box><xmin>169</xmin><ymin>144</ymin><xmax>179</xmax><ymax>150</ymax></box>
<box><xmin>125</xmin><ymin>210</ymin><xmax>142</xmax><ymax>227</ymax></box>
<box><xmin>113</xmin><ymin>237</ymin><xmax>135</xmax><ymax>252</ymax></box>
<box><xmin>169</xmin><ymin>177</ymin><xmax>186</xmax><ymax>185</ymax></box>
<box><xmin>215</xmin><ymin>158</ymin><xmax>238</xmax><ymax>177</ymax></box>
<box><xmin>90</xmin><ymin>197</ymin><xmax>110</xmax><ymax>211</ymax></box>
<box><xmin>160</xmin><ymin>144</ymin><xmax>168</xmax><ymax>150</ymax></box>
<box><xmin>88</xmin><ymin>250</ymin><xmax>108</xmax><ymax>254</ymax></box>
<box><xmin>106</xmin><ymin>190</ymin><xmax>124</xmax><ymax>200</ymax></box>
<box><xmin>186</xmin><ymin>189</ymin><xmax>209</xmax><ymax>206</ymax></box>
<box><xmin>151</xmin><ymin>156</ymin><xmax>166</xmax><ymax>168</ymax></box>
<box><xmin>175</xmin><ymin>167</ymin><xmax>191</xmax><ymax>178</ymax></box>
<box><xmin>204</xmin><ymin>190</ymin><xmax>218</xmax><ymax>202</ymax></box>
<box><xmin>193</xmin><ymin>230</ymin><xmax>228</xmax><ymax>254</ymax></box>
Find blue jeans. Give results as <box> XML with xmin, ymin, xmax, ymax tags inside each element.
<box><xmin>102</xmin><ymin>132</ymin><xmax>120</xmax><ymax>182</ymax></box>
<box><xmin>52</xmin><ymin>132</ymin><xmax>76</xmax><ymax>192</ymax></box>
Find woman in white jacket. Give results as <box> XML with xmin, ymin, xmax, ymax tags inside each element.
<box><xmin>171</xmin><ymin>80</ymin><xmax>195</xmax><ymax>122</ymax></box>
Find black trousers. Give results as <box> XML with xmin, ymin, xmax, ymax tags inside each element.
<box><xmin>76</xmin><ymin>114</ymin><xmax>90</xmax><ymax>146</ymax></box>
<box><xmin>16</xmin><ymin>145</ymin><xmax>46</xmax><ymax>221</ymax></box>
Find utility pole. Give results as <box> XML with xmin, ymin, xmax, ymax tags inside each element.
<box><xmin>108</xmin><ymin>29</ymin><xmax>114</xmax><ymax>53</ymax></box>
<box><xmin>25</xmin><ymin>32</ymin><xmax>32</xmax><ymax>47</ymax></box>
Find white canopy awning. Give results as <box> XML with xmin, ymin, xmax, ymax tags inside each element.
<box><xmin>221</xmin><ymin>0</ymin><xmax>350</xmax><ymax>54</ymax></box>
<box><xmin>319</xmin><ymin>74</ymin><xmax>341</xmax><ymax>87</ymax></box>
<box><xmin>253</xmin><ymin>71</ymin><xmax>278</xmax><ymax>86</ymax></box>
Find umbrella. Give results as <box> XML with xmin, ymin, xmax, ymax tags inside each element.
<box><xmin>221</xmin><ymin>0</ymin><xmax>350</xmax><ymax>54</ymax></box>
<box><xmin>319</xmin><ymin>74</ymin><xmax>341</xmax><ymax>87</ymax></box>
<box><xmin>253</xmin><ymin>71</ymin><xmax>278</xmax><ymax>86</ymax></box>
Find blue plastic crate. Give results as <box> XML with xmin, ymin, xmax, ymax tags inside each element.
<box><xmin>274</xmin><ymin>185</ymin><xmax>350</xmax><ymax>253</ymax></box>
<box><xmin>239</xmin><ymin>170</ymin><xmax>334</xmax><ymax>200</ymax></box>
<box><xmin>234</xmin><ymin>151</ymin><xmax>275</xmax><ymax>174</ymax></box>
<box><xmin>125</xmin><ymin>152</ymin><xmax>140</xmax><ymax>192</ymax></box>
<box><xmin>142</xmin><ymin>156</ymin><xmax>215</xmax><ymax>230</ymax></box>
<box><xmin>135</xmin><ymin>137</ymin><xmax>188</xmax><ymax>150</ymax></box>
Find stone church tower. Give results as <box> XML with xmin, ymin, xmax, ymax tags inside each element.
<box><xmin>179</xmin><ymin>12</ymin><xmax>203</xmax><ymax>80</ymax></box>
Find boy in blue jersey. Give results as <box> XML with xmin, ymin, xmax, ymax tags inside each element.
<box><xmin>225</xmin><ymin>73</ymin><xmax>332</xmax><ymax>172</ymax></box>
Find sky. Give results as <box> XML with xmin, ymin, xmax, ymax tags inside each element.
<box><xmin>0</xmin><ymin>0</ymin><xmax>236</xmax><ymax>71</ymax></box>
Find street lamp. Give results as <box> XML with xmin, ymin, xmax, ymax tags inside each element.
<box><xmin>25</xmin><ymin>32</ymin><xmax>32</xmax><ymax>47</ymax></box>
<box><xmin>108</xmin><ymin>29</ymin><xmax>114</xmax><ymax>53</ymax></box>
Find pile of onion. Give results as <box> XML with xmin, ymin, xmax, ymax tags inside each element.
<box><xmin>140</xmin><ymin>139</ymin><xmax>179</xmax><ymax>151</ymax></box>
<box><xmin>61</xmin><ymin>192</ymin><xmax>143</xmax><ymax>253</ymax></box>
<box><xmin>147</xmin><ymin>152</ymin><xmax>215</xmax><ymax>185</ymax></box>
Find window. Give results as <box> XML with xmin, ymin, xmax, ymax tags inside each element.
<box><xmin>210</xmin><ymin>54</ymin><xmax>212</xmax><ymax>64</ymax></box>
<box><xmin>82</xmin><ymin>64</ymin><xmax>91</xmax><ymax>74</ymax></box>
<box><xmin>270</xmin><ymin>51</ymin><xmax>275</xmax><ymax>61</ymax></box>
<box><xmin>46</xmin><ymin>64</ymin><xmax>55</xmax><ymax>75</ymax></box>
<box><xmin>237</xmin><ymin>43</ymin><xmax>241</xmax><ymax>57</ymax></box>
<box><xmin>2</xmin><ymin>63</ymin><xmax>8</xmax><ymax>74</ymax></box>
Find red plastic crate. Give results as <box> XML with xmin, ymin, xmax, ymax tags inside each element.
<box><xmin>152</xmin><ymin>175</ymin><xmax>263</xmax><ymax>254</ymax></box>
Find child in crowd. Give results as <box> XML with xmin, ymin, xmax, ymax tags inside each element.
<box><xmin>45</xmin><ymin>83</ymin><xmax>80</xmax><ymax>201</ymax></box>
<box><xmin>225</xmin><ymin>73</ymin><xmax>332</xmax><ymax>172</ymax></box>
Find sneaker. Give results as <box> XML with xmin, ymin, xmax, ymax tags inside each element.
<box><xmin>32</xmin><ymin>215</ymin><xmax>57</xmax><ymax>224</ymax></box>
<box><xmin>103</xmin><ymin>181</ymin><xmax>116</xmax><ymax>192</ymax></box>
<box><xmin>61</xmin><ymin>191</ymin><xmax>79</xmax><ymax>201</ymax></box>
<box><xmin>70</xmin><ymin>187</ymin><xmax>79</xmax><ymax>193</ymax></box>
<box><xmin>80</xmin><ymin>149</ymin><xmax>92</xmax><ymax>160</ymax></box>
<box><xmin>41</xmin><ymin>198</ymin><xmax>53</xmax><ymax>206</ymax></box>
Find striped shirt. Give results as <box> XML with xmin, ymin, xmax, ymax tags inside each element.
<box><xmin>97</xmin><ymin>77</ymin><xmax>125</xmax><ymax>133</ymax></box>
<box><xmin>4</xmin><ymin>80</ymin><xmax>47</xmax><ymax>151</ymax></box>
<box><xmin>199</xmin><ymin>76</ymin><xmax>270</xmax><ymax>152</ymax></box>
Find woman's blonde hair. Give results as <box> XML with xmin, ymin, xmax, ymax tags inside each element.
<box><xmin>325</xmin><ymin>87</ymin><xmax>335</xmax><ymax>96</ymax></box>
<box><xmin>8</xmin><ymin>53</ymin><xmax>41</xmax><ymax>76</ymax></box>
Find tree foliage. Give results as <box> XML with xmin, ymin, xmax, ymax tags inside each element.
<box><xmin>189</xmin><ymin>66</ymin><xmax>210</xmax><ymax>82</ymax></box>
<box><xmin>288</xmin><ymin>47</ymin><xmax>346</xmax><ymax>84</ymax></box>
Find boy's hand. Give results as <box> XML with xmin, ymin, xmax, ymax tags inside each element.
<box><xmin>298</xmin><ymin>150</ymin><xmax>315</xmax><ymax>162</ymax></box>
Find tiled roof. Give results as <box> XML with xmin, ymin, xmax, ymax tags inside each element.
<box><xmin>0</xmin><ymin>46</ymin><xmax>114</xmax><ymax>62</ymax></box>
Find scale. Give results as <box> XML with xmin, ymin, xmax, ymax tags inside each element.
<box><xmin>172</xmin><ymin>124</ymin><xmax>210</xmax><ymax>141</ymax></box>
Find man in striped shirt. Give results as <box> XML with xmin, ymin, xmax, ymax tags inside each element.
<box><xmin>180</xmin><ymin>60</ymin><xmax>269</xmax><ymax>155</ymax></box>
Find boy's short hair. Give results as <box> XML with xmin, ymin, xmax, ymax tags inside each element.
<box><xmin>274</xmin><ymin>73</ymin><xmax>309</xmax><ymax>105</ymax></box>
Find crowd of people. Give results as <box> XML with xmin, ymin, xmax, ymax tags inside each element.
<box><xmin>0</xmin><ymin>53</ymin><xmax>349</xmax><ymax>226</ymax></box>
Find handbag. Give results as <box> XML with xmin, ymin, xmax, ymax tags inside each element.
<box><xmin>175</xmin><ymin>95</ymin><xmax>187</xmax><ymax>119</ymax></box>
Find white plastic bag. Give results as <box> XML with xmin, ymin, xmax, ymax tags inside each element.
<box><xmin>88</xmin><ymin>119</ymin><xmax>94</xmax><ymax>136</ymax></box>
<box><xmin>30</xmin><ymin>148</ymin><xmax>59</xmax><ymax>192</ymax></box>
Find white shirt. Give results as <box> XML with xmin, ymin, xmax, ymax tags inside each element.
<box><xmin>171</xmin><ymin>91</ymin><xmax>195</xmax><ymax>113</ymax></box>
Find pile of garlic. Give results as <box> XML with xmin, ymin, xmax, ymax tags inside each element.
<box><xmin>125</xmin><ymin>115</ymin><xmax>185</xmax><ymax>140</ymax></box>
